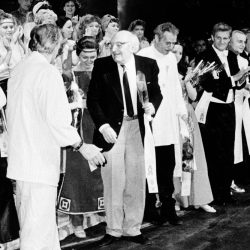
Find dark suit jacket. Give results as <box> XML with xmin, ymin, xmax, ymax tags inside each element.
<box><xmin>198</xmin><ymin>46</ymin><xmax>239</xmax><ymax>101</ymax></box>
<box><xmin>87</xmin><ymin>55</ymin><xmax>162</xmax><ymax>152</ymax></box>
<box><xmin>241</xmin><ymin>50</ymin><xmax>250</xmax><ymax>65</ymax></box>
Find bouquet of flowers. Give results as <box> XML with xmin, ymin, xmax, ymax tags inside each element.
<box><xmin>184</xmin><ymin>60</ymin><xmax>223</xmax><ymax>87</ymax></box>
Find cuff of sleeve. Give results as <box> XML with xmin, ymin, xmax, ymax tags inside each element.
<box><xmin>99</xmin><ymin>123</ymin><xmax>110</xmax><ymax>133</ymax></box>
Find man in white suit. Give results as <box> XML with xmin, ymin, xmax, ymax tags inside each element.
<box><xmin>138</xmin><ymin>22</ymin><xmax>187</xmax><ymax>225</ymax></box>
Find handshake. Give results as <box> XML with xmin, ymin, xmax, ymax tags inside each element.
<box><xmin>75</xmin><ymin>141</ymin><xmax>107</xmax><ymax>168</ymax></box>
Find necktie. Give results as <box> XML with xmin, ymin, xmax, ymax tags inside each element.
<box><xmin>121</xmin><ymin>65</ymin><xmax>134</xmax><ymax>117</ymax></box>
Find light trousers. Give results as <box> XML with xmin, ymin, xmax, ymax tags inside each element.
<box><xmin>102</xmin><ymin>119</ymin><xmax>145</xmax><ymax>237</ymax></box>
<box><xmin>16</xmin><ymin>181</ymin><xmax>61</xmax><ymax>250</ymax></box>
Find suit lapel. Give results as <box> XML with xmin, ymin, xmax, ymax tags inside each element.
<box><xmin>104</xmin><ymin>58</ymin><xmax>123</xmax><ymax>105</ymax></box>
<box><xmin>227</xmin><ymin>50</ymin><xmax>239</xmax><ymax>76</ymax></box>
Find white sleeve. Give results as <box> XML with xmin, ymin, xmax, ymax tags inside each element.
<box><xmin>38</xmin><ymin>67</ymin><xmax>81</xmax><ymax>147</ymax></box>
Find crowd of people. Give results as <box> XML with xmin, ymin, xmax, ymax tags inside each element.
<box><xmin>1</xmin><ymin>0</ymin><xmax>250</xmax><ymax>249</ymax></box>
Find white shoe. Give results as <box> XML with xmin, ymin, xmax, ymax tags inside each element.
<box><xmin>231</xmin><ymin>183</ymin><xmax>245</xmax><ymax>193</ymax></box>
<box><xmin>74</xmin><ymin>226</ymin><xmax>86</xmax><ymax>238</ymax></box>
<box><xmin>175</xmin><ymin>204</ymin><xmax>180</xmax><ymax>211</ymax></box>
<box><xmin>195</xmin><ymin>204</ymin><xmax>216</xmax><ymax>213</ymax></box>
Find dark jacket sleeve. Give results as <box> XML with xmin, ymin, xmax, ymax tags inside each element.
<box><xmin>87</xmin><ymin>59</ymin><xmax>109</xmax><ymax>130</ymax></box>
<box><xmin>148</xmin><ymin>59</ymin><xmax>162</xmax><ymax>113</ymax></box>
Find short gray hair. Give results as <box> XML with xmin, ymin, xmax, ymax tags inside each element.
<box><xmin>154</xmin><ymin>22</ymin><xmax>179</xmax><ymax>40</ymax></box>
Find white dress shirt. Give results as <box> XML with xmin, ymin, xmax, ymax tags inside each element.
<box><xmin>211</xmin><ymin>45</ymin><xmax>234</xmax><ymax>103</ymax></box>
<box><xmin>138</xmin><ymin>45</ymin><xmax>187</xmax><ymax>146</ymax></box>
<box><xmin>7</xmin><ymin>52</ymin><xmax>81</xmax><ymax>186</ymax></box>
<box><xmin>117</xmin><ymin>55</ymin><xmax>138</xmax><ymax>116</ymax></box>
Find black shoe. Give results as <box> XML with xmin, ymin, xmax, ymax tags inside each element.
<box><xmin>98</xmin><ymin>234</ymin><xmax>120</xmax><ymax>247</ymax></box>
<box><xmin>167</xmin><ymin>215</ymin><xmax>183</xmax><ymax>226</ymax></box>
<box><xmin>224</xmin><ymin>196</ymin><xmax>238</xmax><ymax>205</ymax></box>
<box><xmin>124</xmin><ymin>234</ymin><xmax>150</xmax><ymax>245</ymax></box>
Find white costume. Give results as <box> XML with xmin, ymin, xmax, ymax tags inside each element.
<box><xmin>7</xmin><ymin>51</ymin><xmax>81</xmax><ymax>250</ymax></box>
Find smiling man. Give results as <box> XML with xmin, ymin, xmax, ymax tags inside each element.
<box><xmin>196</xmin><ymin>23</ymin><xmax>250</xmax><ymax>206</ymax></box>
<box><xmin>87</xmin><ymin>30</ymin><xmax>162</xmax><ymax>246</ymax></box>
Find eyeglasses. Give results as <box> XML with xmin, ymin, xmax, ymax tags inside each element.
<box><xmin>111</xmin><ymin>42</ymin><xmax>129</xmax><ymax>49</ymax></box>
<box><xmin>165</xmin><ymin>41</ymin><xmax>177</xmax><ymax>47</ymax></box>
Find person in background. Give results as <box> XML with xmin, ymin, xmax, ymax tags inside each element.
<box><xmin>128</xmin><ymin>19</ymin><xmax>149</xmax><ymax>51</ymax></box>
<box><xmin>241</xmin><ymin>28</ymin><xmax>250</xmax><ymax>65</ymax></box>
<box><xmin>0</xmin><ymin>11</ymin><xmax>25</xmax><ymax>96</ymax></box>
<box><xmin>58</xmin><ymin>36</ymin><xmax>105</xmax><ymax>240</ymax></box>
<box><xmin>196</xmin><ymin>23</ymin><xmax>250</xmax><ymax>206</ymax></box>
<box><xmin>88</xmin><ymin>30</ymin><xmax>162</xmax><ymax>246</ymax></box>
<box><xmin>7</xmin><ymin>23</ymin><xmax>105</xmax><ymax>250</ymax></box>
<box><xmin>138</xmin><ymin>22</ymin><xmax>187</xmax><ymax>226</ymax></box>
<box><xmin>0</xmin><ymin>86</ymin><xmax>20</xmax><ymax>249</ymax></box>
<box><xmin>228</xmin><ymin>30</ymin><xmax>250</xmax><ymax>192</ymax></box>
<box><xmin>189</xmin><ymin>37</ymin><xmax>208</xmax><ymax>67</ymax></box>
<box><xmin>12</xmin><ymin>0</ymin><xmax>33</xmax><ymax>26</ymax></box>
<box><xmin>60</xmin><ymin>0</ymin><xmax>80</xmax><ymax>40</ymax></box>
<box><xmin>61</xmin><ymin>0</ymin><xmax>79</xmax><ymax>23</ymax></box>
<box><xmin>172</xmin><ymin>41</ymin><xmax>215</xmax><ymax>213</ymax></box>
<box><xmin>23</xmin><ymin>1</ymin><xmax>52</xmax><ymax>50</ymax></box>
<box><xmin>76</xmin><ymin>14</ymin><xmax>102</xmax><ymax>42</ymax></box>
<box><xmin>99</xmin><ymin>14</ymin><xmax>119</xmax><ymax>58</ymax></box>
<box><xmin>55</xmin><ymin>16</ymin><xmax>74</xmax><ymax>77</ymax></box>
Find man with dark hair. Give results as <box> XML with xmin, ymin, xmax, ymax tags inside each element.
<box><xmin>196</xmin><ymin>22</ymin><xmax>250</xmax><ymax>206</ymax></box>
<box><xmin>138</xmin><ymin>22</ymin><xmax>187</xmax><ymax>225</ymax></box>
<box><xmin>128</xmin><ymin>19</ymin><xmax>149</xmax><ymax>50</ymax></box>
<box><xmin>12</xmin><ymin>0</ymin><xmax>33</xmax><ymax>25</ymax></box>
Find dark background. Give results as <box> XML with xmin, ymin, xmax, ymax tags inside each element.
<box><xmin>1</xmin><ymin>0</ymin><xmax>250</xmax><ymax>41</ymax></box>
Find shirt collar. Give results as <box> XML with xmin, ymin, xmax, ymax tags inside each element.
<box><xmin>119</xmin><ymin>55</ymin><xmax>135</xmax><ymax>71</ymax></box>
<box><xmin>212</xmin><ymin>44</ymin><xmax>228</xmax><ymax>57</ymax></box>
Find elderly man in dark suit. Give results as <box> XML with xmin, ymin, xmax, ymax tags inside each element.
<box><xmin>87</xmin><ymin>30</ymin><xmax>162</xmax><ymax>246</ymax></box>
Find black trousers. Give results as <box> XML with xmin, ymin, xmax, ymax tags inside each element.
<box><xmin>144</xmin><ymin>145</ymin><xmax>176</xmax><ymax>222</ymax></box>
<box><xmin>0</xmin><ymin>158</ymin><xmax>19</xmax><ymax>243</ymax></box>
<box><xmin>234</xmin><ymin>125</ymin><xmax>250</xmax><ymax>186</ymax></box>
<box><xmin>200</xmin><ymin>102</ymin><xmax>235</xmax><ymax>202</ymax></box>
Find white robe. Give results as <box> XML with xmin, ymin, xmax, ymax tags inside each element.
<box><xmin>138</xmin><ymin>45</ymin><xmax>187</xmax><ymax>147</ymax></box>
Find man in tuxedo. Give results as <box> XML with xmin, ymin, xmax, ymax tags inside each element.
<box><xmin>87</xmin><ymin>30</ymin><xmax>162</xmax><ymax>246</ymax></box>
<box><xmin>241</xmin><ymin>29</ymin><xmax>250</xmax><ymax>65</ymax></box>
<box><xmin>229</xmin><ymin>30</ymin><xmax>250</xmax><ymax>190</ymax></box>
<box><xmin>197</xmin><ymin>23</ymin><xmax>250</xmax><ymax>205</ymax></box>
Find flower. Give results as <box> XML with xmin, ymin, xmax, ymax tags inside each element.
<box><xmin>184</xmin><ymin>60</ymin><xmax>222</xmax><ymax>87</ymax></box>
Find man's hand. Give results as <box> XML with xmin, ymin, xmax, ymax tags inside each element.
<box><xmin>101</xmin><ymin>125</ymin><xmax>117</xmax><ymax>144</ymax></box>
<box><xmin>233</xmin><ymin>67</ymin><xmax>250</xmax><ymax>82</ymax></box>
<box><xmin>143</xmin><ymin>102</ymin><xmax>155</xmax><ymax>116</ymax></box>
<box><xmin>79</xmin><ymin>143</ymin><xmax>105</xmax><ymax>166</ymax></box>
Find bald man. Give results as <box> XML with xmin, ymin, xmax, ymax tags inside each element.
<box><xmin>88</xmin><ymin>30</ymin><xmax>162</xmax><ymax>246</ymax></box>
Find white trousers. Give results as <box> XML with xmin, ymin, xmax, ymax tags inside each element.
<box><xmin>16</xmin><ymin>181</ymin><xmax>61</xmax><ymax>250</ymax></box>
<box><xmin>102</xmin><ymin>119</ymin><xmax>145</xmax><ymax>237</ymax></box>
